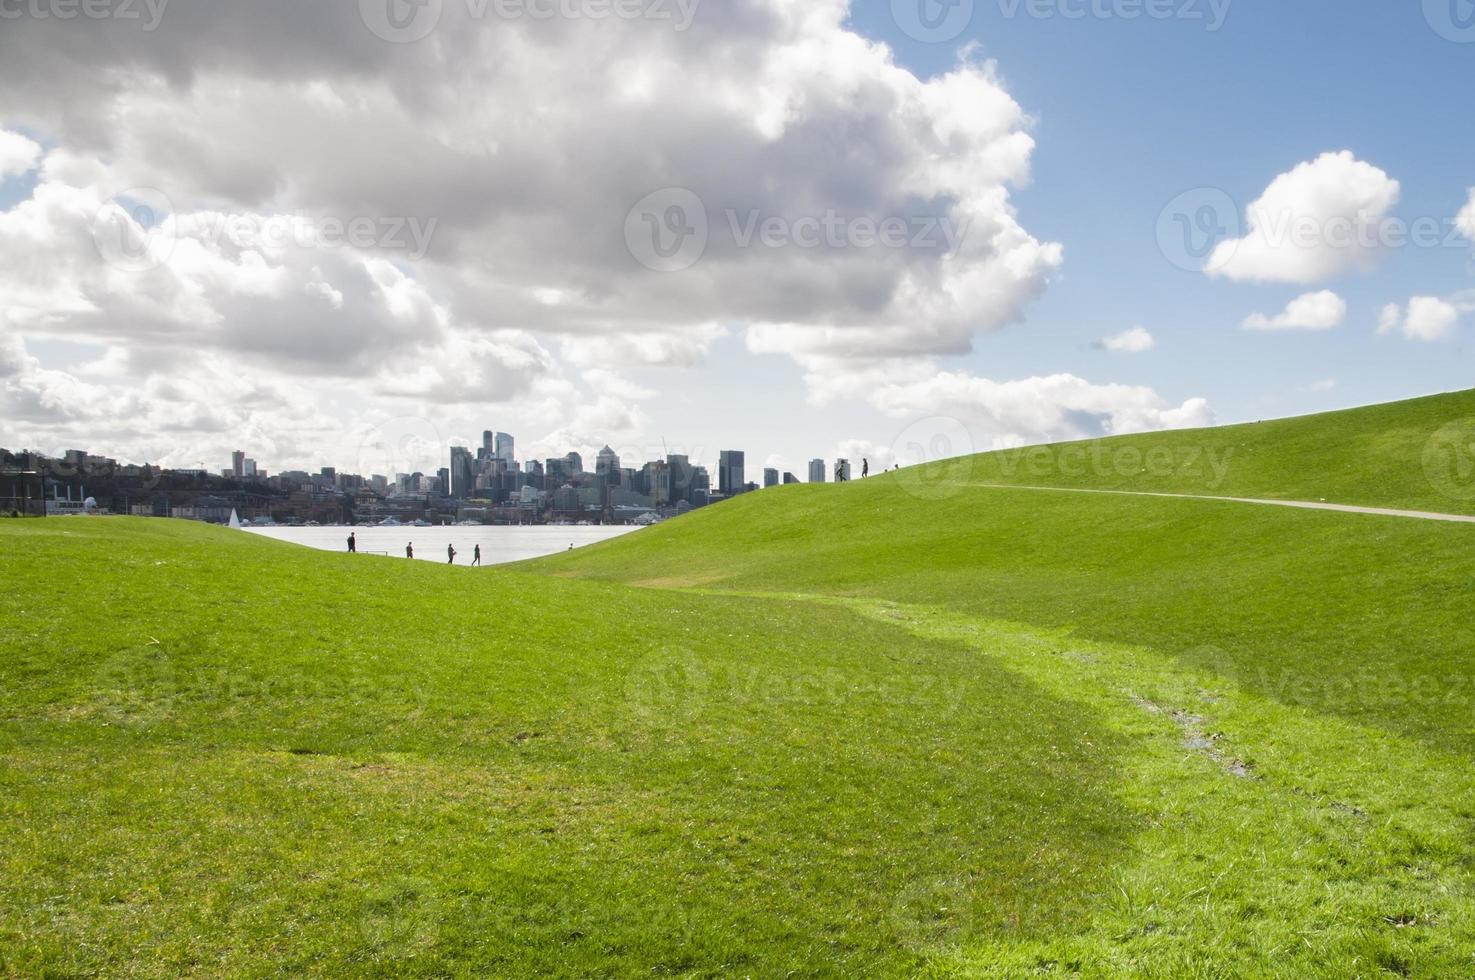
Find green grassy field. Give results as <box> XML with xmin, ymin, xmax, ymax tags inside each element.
<box><xmin>5</xmin><ymin>389</ymin><xmax>1475</xmax><ymax>976</ymax></box>
<box><xmin>941</xmin><ymin>386</ymin><xmax>1475</xmax><ymax>513</ymax></box>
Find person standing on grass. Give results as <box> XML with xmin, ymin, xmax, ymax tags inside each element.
<box><xmin>862</xmin><ymin>458</ymin><xmax>869</xmax><ymax>479</ymax></box>
<box><xmin>447</xmin><ymin>543</ymin><xmax>457</xmax><ymax>565</ymax></box>
<box><xmin>406</xmin><ymin>542</ymin><xmax>414</xmax><ymax>560</ymax></box>
<box><xmin>347</xmin><ymin>532</ymin><xmax>357</xmax><ymax>554</ymax></box>
<box><xmin>472</xmin><ymin>544</ymin><xmax>482</xmax><ymax>567</ymax></box>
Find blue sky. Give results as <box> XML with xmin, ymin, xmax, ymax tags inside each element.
<box><xmin>650</xmin><ymin>0</ymin><xmax>1475</xmax><ymax>468</ymax></box>
<box><xmin>1</xmin><ymin>0</ymin><xmax>1471</xmax><ymax>476</ymax></box>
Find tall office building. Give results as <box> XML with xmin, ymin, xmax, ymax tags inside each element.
<box><xmin>666</xmin><ymin>454</ymin><xmax>694</xmax><ymax>504</ymax></box>
<box><xmin>809</xmin><ymin>459</ymin><xmax>826</xmax><ymax>483</ymax></box>
<box><xmin>597</xmin><ymin>446</ymin><xmax>622</xmax><ymax>478</ymax></box>
<box><xmin>495</xmin><ymin>432</ymin><xmax>515</xmax><ymax>466</ymax></box>
<box><xmin>565</xmin><ymin>452</ymin><xmax>584</xmax><ymax>475</ymax></box>
<box><xmin>763</xmin><ymin>468</ymin><xmax>779</xmax><ymax>488</ymax></box>
<box><xmin>481</xmin><ymin>431</ymin><xmax>495</xmax><ymax>460</ymax></box>
<box><xmin>719</xmin><ymin>451</ymin><xmax>745</xmax><ymax>497</ymax></box>
<box><xmin>231</xmin><ymin>450</ymin><xmax>245</xmax><ymax>479</ymax></box>
<box><xmin>449</xmin><ymin>446</ymin><xmax>476</xmax><ymax>499</ymax></box>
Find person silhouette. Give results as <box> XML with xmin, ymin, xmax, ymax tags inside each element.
<box><xmin>406</xmin><ymin>542</ymin><xmax>414</xmax><ymax>559</ymax></box>
<box><xmin>447</xmin><ymin>543</ymin><xmax>457</xmax><ymax>565</ymax></box>
<box><xmin>862</xmin><ymin>458</ymin><xmax>869</xmax><ymax>478</ymax></box>
<box><xmin>347</xmin><ymin>532</ymin><xmax>357</xmax><ymax>553</ymax></box>
<box><xmin>472</xmin><ymin>544</ymin><xmax>482</xmax><ymax>567</ymax></box>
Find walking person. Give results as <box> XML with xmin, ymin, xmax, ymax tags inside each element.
<box><xmin>347</xmin><ymin>532</ymin><xmax>357</xmax><ymax>554</ymax></box>
<box><xmin>447</xmin><ymin>543</ymin><xmax>457</xmax><ymax>565</ymax></box>
<box><xmin>472</xmin><ymin>544</ymin><xmax>482</xmax><ymax>567</ymax></box>
<box><xmin>406</xmin><ymin>542</ymin><xmax>414</xmax><ymax>560</ymax></box>
<box><xmin>862</xmin><ymin>458</ymin><xmax>869</xmax><ymax>479</ymax></box>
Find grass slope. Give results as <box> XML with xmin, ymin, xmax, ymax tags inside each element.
<box><xmin>7</xmin><ymin>392</ymin><xmax>1475</xmax><ymax>975</ymax></box>
<box><xmin>1</xmin><ymin>519</ymin><xmax>1132</xmax><ymax>976</ymax></box>
<box><xmin>952</xmin><ymin>386</ymin><xmax>1475</xmax><ymax>514</ymax></box>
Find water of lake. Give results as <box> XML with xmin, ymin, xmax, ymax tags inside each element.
<box><xmin>242</xmin><ymin>524</ymin><xmax>642</xmax><ymax>567</ymax></box>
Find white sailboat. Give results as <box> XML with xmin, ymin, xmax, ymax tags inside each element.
<box><xmin>228</xmin><ymin>509</ymin><xmax>243</xmax><ymax>529</ymax></box>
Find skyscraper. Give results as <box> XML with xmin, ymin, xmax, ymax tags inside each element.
<box><xmin>809</xmin><ymin>459</ymin><xmax>826</xmax><ymax>483</ymax></box>
<box><xmin>763</xmin><ymin>468</ymin><xmax>779</xmax><ymax>488</ymax></box>
<box><xmin>666</xmin><ymin>454</ymin><xmax>693</xmax><ymax>504</ymax></box>
<box><xmin>719</xmin><ymin>451</ymin><xmax>745</xmax><ymax>497</ymax></box>
<box><xmin>231</xmin><ymin>450</ymin><xmax>245</xmax><ymax>479</ymax></box>
<box><xmin>449</xmin><ymin>446</ymin><xmax>476</xmax><ymax>499</ymax></box>
<box><xmin>597</xmin><ymin>446</ymin><xmax>621</xmax><ymax>477</ymax></box>
<box><xmin>495</xmin><ymin>432</ymin><xmax>515</xmax><ymax>466</ymax></box>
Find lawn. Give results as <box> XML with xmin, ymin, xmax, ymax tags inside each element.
<box><xmin>6</xmin><ymin>390</ymin><xmax>1475</xmax><ymax>975</ymax></box>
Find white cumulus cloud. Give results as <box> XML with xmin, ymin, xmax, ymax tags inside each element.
<box><xmin>1242</xmin><ymin>290</ymin><xmax>1346</xmax><ymax>331</ymax></box>
<box><xmin>1378</xmin><ymin>296</ymin><xmax>1463</xmax><ymax>342</ymax></box>
<box><xmin>0</xmin><ymin>128</ymin><xmax>41</xmax><ymax>179</ymax></box>
<box><xmin>1099</xmin><ymin>326</ymin><xmax>1155</xmax><ymax>353</ymax></box>
<box><xmin>1457</xmin><ymin>189</ymin><xmax>1475</xmax><ymax>242</ymax></box>
<box><xmin>1209</xmin><ymin>152</ymin><xmax>1400</xmax><ymax>284</ymax></box>
<box><xmin>868</xmin><ymin>371</ymin><xmax>1213</xmax><ymax>449</ymax></box>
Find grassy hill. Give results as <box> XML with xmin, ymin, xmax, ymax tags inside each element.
<box><xmin>6</xmin><ymin>391</ymin><xmax>1475</xmax><ymax>975</ymax></box>
<box><xmin>948</xmin><ymin>387</ymin><xmax>1475</xmax><ymax>514</ymax></box>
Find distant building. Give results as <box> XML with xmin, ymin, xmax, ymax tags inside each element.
<box><xmin>666</xmin><ymin>454</ymin><xmax>695</xmax><ymax>504</ymax></box>
<box><xmin>783</xmin><ymin>472</ymin><xmax>799</xmax><ymax>485</ymax></box>
<box><xmin>719</xmin><ymin>450</ymin><xmax>745</xmax><ymax>497</ymax></box>
<box><xmin>495</xmin><ymin>432</ymin><xmax>515</xmax><ymax>466</ymax></box>
<box><xmin>565</xmin><ymin>452</ymin><xmax>584</xmax><ymax>475</ymax></box>
<box><xmin>231</xmin><ymin>451</ymin><xmax>246</xmax><ymax>479</ymax></box>
<box><xmin>449</xmin><ymin>447</ymin><xmax>476</xmax><ymax>499</ymax></box>
<box><xmin>809</xmin><ymin>459</ymin><xmax>826</xmax><ymax>483</ymax></box>
<box><xmin>597</xmin><ymin>446</ymin><xmax>621</xmax><ymax>478</ymax></box>
<box><xmin>763</xmin><ymin>468</ymin><xmax>779</xmax><ymax>488</ymax></box>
